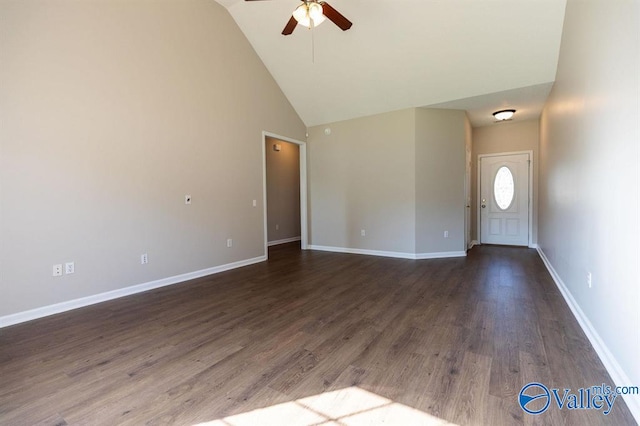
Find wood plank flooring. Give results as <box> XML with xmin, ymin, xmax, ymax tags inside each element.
<box><xmin>0</xmin><ymin>244</ymin><xmax>636</xmax><ymax>425</ymax></box>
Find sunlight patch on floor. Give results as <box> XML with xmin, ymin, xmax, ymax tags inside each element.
<box><xmin>193</xmin><ymin>386</ymin><xmax>458</xmax><ymax>426</ymax></box>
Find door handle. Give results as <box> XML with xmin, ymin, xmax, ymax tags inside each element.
<box><xmin>482</xmin><ymin>204</ymin><xmax>486</xmax><ymax>208</ymax></box>
<box><xmin>481</xmin><ymin>198</ymin><xmax>486</xmax><ymax>208</ymax></box>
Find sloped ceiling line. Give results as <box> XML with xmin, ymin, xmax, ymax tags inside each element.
<box><xmin>215</xmin><ymin>0</ymin><xmax>566</xmax><ymax>127</ymax></box>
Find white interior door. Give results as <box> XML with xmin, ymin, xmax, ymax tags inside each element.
<box><xmin>480</xmin><ymin>153</ymin><xmax>529</xmax><ymax>246</ymax></box>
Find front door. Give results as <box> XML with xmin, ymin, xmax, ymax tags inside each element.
<box><xmin>480</xmin><ymin>153</ymin><xmax>530</xmax><ymax>246</ymax></box>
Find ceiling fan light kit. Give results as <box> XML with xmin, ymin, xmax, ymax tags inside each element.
<box><xmin>245</xmin><ymin>0</ymin><xmax>352</xmax><ymax>36</ymax></box>
<box><xmin>293</xmin><ymin>2</ymin><xmax>326</xmax><ymax>28</ymax></box>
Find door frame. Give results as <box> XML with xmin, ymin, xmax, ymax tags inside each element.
<box><xmin>262</xmin><ymin>131</ymin><xmax>308</xmax><ymax>257</ymax></box>
<box><xmin>477</xmin><ymin>150</ymin><xmax>533</xmax><ymax>247</ymax></box>
<box><xmin>465</xmin><ymin>139</ymin><xmax>472</xmax><ymax>250</ymax></box>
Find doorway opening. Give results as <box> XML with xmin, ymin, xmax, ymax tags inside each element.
<box><xmin>478</xmin><ymin>151</ymin><xmax>532</xmax><ymax>246</ymax></box>
<box><xmin>262</xmin><ymin>132</ymin><xmax>307</xmax><ymax>258</ymax></box>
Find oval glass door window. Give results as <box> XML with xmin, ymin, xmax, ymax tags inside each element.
<box><xmin>494</xmin><ymin>166</ymin><xmax>515</xmax><ymax>210</ymax></box>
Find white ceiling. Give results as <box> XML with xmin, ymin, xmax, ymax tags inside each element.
<box><xmin>429</xmin><ymin>82</ymin><xmax>554</xmax><ymax>127</ymax></box>
<box><xmin>215</xmin><ymin>0</ymin><xmax>566</xmax><ymax>127</ymax></box>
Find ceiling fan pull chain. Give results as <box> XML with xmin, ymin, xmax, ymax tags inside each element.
<box><xmin>312</xmin><ymin>25</ymin><xmax>315</xmax><ymax>63</ymax></box>
<box><xmin>311</xmin><ymin>18</ymin><xmax>315</xmax><ymax>63</ymax></box>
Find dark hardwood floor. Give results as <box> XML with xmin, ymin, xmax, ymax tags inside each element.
<box><xmin>0</xmin><ymin>244</ymin><xmax>636</xmax><ymax>425</ymax></box>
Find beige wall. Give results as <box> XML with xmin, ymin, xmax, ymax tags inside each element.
<box><xmin>265</xmin><ymin>138</ymin><xmax>300</xmax><ymax>243</ymax></box>
<box><xmin>0</xmin><ymin>0</ymin><xmax>306</xmax><ymax>317</ymax></box>
<box><xmin>308</xmin><ymin>108</ymin><xmax>466</xmax><ymax>256</ymax></box>
<box><xmin>307</xmin><ymin>109</ymin><xmax>417</xmax><ymax>254</ymax></box>
<box><xmin>415</xmin><ymin>109</ymin><xmax>467</xmax><ymax>253</ymax></box>
<box><xmin>471</xmin><ymin>120</ymin><xmax>539</xmax><ymax>244</ymax></box>
<box><xmin>539</xmin><ymin>0</ymin><xmax>639</xmax><ymax>409</ymax></box>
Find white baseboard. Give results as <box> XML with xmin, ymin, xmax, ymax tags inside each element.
<box><xmin>267</xmin><ymin>236</ymin><xmax>301</xmax><ymax>247</ymax></box>
<box><xmin>0</xmin><ymin>255</ymin><xmax>266</xmax><ymax>329</ymax></box>
<box><xmin>536</xmin><ymin>246</ymin><xmax>640</xmax><ymax>423</ymax></box>
<box><xmin>308</xmin><ymin>245</ymin><xmax>413</xmax><ymax>259</ymax></box>
<box><xmin>308</xmin><ymin>245</ymin><xmax>466</xmax><ymax>260</ymax></box>
<box><xmin>414</xmin><ymin>251</ymin><xmax>467</xmax><ymax>259</ymax></box>
<box><xmin>468</xmin><ymin>240</ymin><xmax>538</xmax><ymax>250</ymax></box>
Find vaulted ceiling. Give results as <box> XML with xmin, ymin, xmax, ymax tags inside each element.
<box><xmin>214</xmin><ymin>0</ymin><xmax>566</xmax><ymax>127</ymax></box>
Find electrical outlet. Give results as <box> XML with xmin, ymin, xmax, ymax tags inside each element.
<box><xmin>275</xmin><ymin>224</ymin><xmax>279</xmax><ymax>231</ymax></box>
<box><xmin>444</xmin><ymin>230</ymin><xmax>449</xmax><ymax>238</ymax></box>
<box><xmin>141</xmin><ymin>253</ymin><xmax>148</xmax><ymax>265</ymax></box>
<box><xmin>361</xmin><ymin>229</ymin><xmax>366</xmax><ymax>237</ymax></box>
<box><xmin>52</xmin><ymin>264</ymin><xmax>63</xmax><ymax>277</ymax></box>
<box><xmin>185</xmin><ymin>195</ymin><xmax>192</xmax><ymax>205</ymax></box>
<box><xmin>227</xmin><ymin>238</ymin><xmax>233</xmax><ymax>248</ymax></box>
<box><xmin>587</xmin><ymin>272</ymin><xmax>592</xmax><ymax>288</ymax></box>
<box><xmin>65</xmin><ymin>262</ymin><xmax>75</xmax><ymax>274</ymax></box>
<box><xmin>252</xmin><ymin>199</ymin><xmax>257</xmax><ymax>207</ymax></box>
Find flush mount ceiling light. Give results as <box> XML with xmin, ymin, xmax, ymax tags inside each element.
<box><xmin>493</xmin><ymin>109</ymin><xmax>516</xmax><ymax>121</ymax></box>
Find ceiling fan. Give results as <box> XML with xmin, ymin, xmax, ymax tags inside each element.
<box><xmin>245</xmin><ymin>0</ymin><xmax>353</xmax><ymax>36</ymax></box>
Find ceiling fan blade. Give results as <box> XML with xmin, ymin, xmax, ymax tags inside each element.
<box><xmin>321</xmin><ymin>2</ymin><xmax>352</xmax><ymax>31</ymax></box>
<box><xmin>282</xmin><ymin>15</ymin><xmax>298</xmax><ymax>36</ymax></box>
